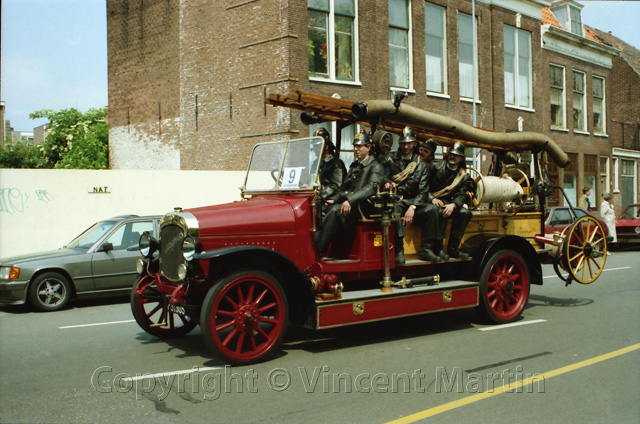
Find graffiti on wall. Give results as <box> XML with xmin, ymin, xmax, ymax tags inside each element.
<box><xmin>0</xmin><ymin>188</ymin><xmax>54</xmax><ymax>214</ymax></box>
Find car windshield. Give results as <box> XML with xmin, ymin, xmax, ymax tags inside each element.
<box><xmin>66</xmin><ymin>221</ymin><xmax>118</xmax><ymax>250</ymax></box>
<box><xmin>621</xmin><ymin>205</ymin><xmax>640</xmax><ymax>219</ymax></box>
<box><xmin>242</xmin><ymin>137</ymin><xmax>323</xmax><ymax>194</ymax></box>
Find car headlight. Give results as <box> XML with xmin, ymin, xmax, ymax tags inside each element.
<box><xmin>635</xmin><ymin>226</ymin><xmax>640</xmax><ymax>234</ymax></box>
<box><xmin>182</xmin><ymin>235</ymin><xmax>197</xmax><ymax>261</ymax></box>
<box><xmin>0</xmin><ymin>266</ymin><xmax>20</xmax><ymax>280</ymax></box>
<box><xmin>139</xmin><ymin>232</ymin><xmax>159</xmax><ymax>258</ymax></box>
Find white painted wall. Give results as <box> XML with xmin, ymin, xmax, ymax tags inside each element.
<box><xmin>0</xmin><ymin>169</ymin><xmax>245</xmax><ymax>258</ymax></box>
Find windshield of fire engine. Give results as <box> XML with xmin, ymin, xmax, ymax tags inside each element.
<box><xmin>243</xmin><ymin>137</ymin><xmax>323</xmax><ymax>194</ymax></box>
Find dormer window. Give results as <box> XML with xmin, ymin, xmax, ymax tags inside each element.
<box><xmin>568</xmin><ymin>5</ymin><xmax>582</xmax><ymax>36</ymax></box>
<box><xmin>550</xmin><ymin>1</ymin><xmax>583</xmax><ymax>37</ymax></box>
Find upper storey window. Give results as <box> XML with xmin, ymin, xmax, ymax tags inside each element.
<box><xmin>389</xmin><ymin>0</ymin><xmax>412</xmax><ymax>90</ymax></box>
<box><xmin>425</xmin><ymin>2</ymin><xmax>447</xmax><ymax>94</ymax></box>
<box><xmin>550</xmin><ymin>1</ymin><xmax>584</xmax><ymax>37</ymax></box>
<box><xmin>504</xmin><ymin>25</ymin><xmax>532</xmax><ymax>109</ymax></box>
<box><xmin>458</xmin><ymin>12</ymin><xmax>478</xmax><ymax>99</ymax></box>
<box><xmin>308</xmin><ymin>0</ymin><xmax>359</xmax><ymax>83</ymax></box>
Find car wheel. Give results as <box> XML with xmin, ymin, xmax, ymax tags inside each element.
<box><xmin>130</xmin><ymin>276</ymin><xmax>197</xmax><ymax>338</ymax></box>
<box><xmin>477</xmin><ymin>249</ymin><xmax>530</xmax><ymax>324</ymax></box>
<box><xmin>200</xmin><ymin>269</ymin><xmax>289</xmax><ymax>365</ymax></box>
<box><xmin>28</xmin><ymin>272</ymin><xmax>72</xmax><ymax>312</ymax></box>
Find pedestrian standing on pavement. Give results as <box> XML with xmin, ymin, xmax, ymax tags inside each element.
<box><xmin>578</xmin><ymin>187</ymin><xmax>591</xmax><ymax>211</ymax></box>
<box><xmin>600</xmin><ymin>193</ymin><xmax>617</xmax><ymax>244</ymax></box>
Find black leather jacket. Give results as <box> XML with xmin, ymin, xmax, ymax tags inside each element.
<box><xmin>318</xmin><ymin>155</ymin><xmax>346</xmax><ymax>201</ymax></box>
<box><xmin>330</xmin><ymin>156</ymin><xmax>384</xmax><ymax>207</ymax></box>
<box><xmin>425</xmin><ymin>160</ymin><xmax>473</xmax><ymax>210</ymax></box>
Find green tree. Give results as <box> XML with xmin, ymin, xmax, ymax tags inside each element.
<box><xmin>0</xmin><ymin>137</ymin><xmax>40</xmax><ymax>168</ymax></box>
<box><xmin>29</xmin><ymin>107</ymin><xmax>109</xmax><ymax>169</ymax></box>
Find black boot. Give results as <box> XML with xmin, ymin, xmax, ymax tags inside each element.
<box><xmin>419</xmin><ymin>240</ymin><xmax>441</xmax><ymax>262</ymax></box>
<box><xmin>448</xmin><ymin>238</ymin><xmax>470</xmax><ymax>260</ymax></box>
<box><xmin>395</xmin><ymin>237</ymin><xmax>405</xmax><ymax>264</ymax></box>
<box><xmin>434</xmin><ymin>240</ymin><xmax>449</xmax><ymax>261</ymax></box>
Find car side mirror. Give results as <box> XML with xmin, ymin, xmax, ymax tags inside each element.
<box><xmin>98</xmin><ymin>242</ymin><xmax>114</xmax><ymax>252</ymax></box>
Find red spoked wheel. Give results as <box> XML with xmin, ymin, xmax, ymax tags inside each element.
<box><xmin>131</xmin><ymin>275</ymin><xmax>197</xmax><ymax>338</ymax></box>
<box><xmin>200</xmin><ymin>270</ymin><xmax>288</xmax><ymax>365</ymax></box>
<box><xmin>478</xmin><ymin>249</ymin><xmax>530</xmax><ymax>324</ymax></box>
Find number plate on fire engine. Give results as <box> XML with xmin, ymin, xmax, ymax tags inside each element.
<box><xmin>167</xmin><ymin>303</ymin><xmax>186</xmax><ymax>316</ymax></box>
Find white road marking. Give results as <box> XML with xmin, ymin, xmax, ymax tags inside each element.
<box><xmin>543</xmin><ymin>266</ymin><xmax>632</xmax><ymax>279</ymax></box>
<box><xmin>477</xmin><ymin>319</ymin><xmax>547</xmax><ymax>331</ymax></box>
<box><xmin>59</xmin><ymin>319</ymin><xmax>135</xmax><ymax>329</ymax></box>
<box><xmin>122</xmin><ymin>367</ymin><xmax>223</xmax><ymax>382</ymax></box>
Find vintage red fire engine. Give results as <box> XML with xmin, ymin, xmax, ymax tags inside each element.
<box><xmin>131</xmin><ymin>92</ymin><xmax>608</xmax><ymax>365</ymax></box>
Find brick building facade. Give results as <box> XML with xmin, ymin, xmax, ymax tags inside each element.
<box><xmin>107</xmin><ymin>0</ymin><xmax>639</xmax><ymax>209</ymax></box>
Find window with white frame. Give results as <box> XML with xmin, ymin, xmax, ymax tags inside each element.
<box><xmin>550</xmin><ymin>64</ymin><xmax>565</xmax><ymax>129</ymax></box>
<box><xmin>308</xmin><ymin>0</ymin><xmax>358</xmax><ymax>82</ymax></box>
<box><xmin>600</xmin><ymin>156</ymin><xmax>610</xmax><ymax>197</ymax></box>
<box><xmin>572</xmin><ymin>70</ymin><xmax>586</xmax><ymax>131</ymax></box>
<box><xmin>504</xmin><ymin>25</ymin><xmax>532</xmax><ymax>108</ymax></box>
<box><xmin>569</xmin><ymin>5</ymin><xmax>583</xmax><ymax>36</ymax></box>
<box><xmin>389</xmin><ymin>0</ymin><xmax>412</xmax><ymax>89</ymax></box>
<box><xmin>593</xmin><ymin>76</ymin><xmax>605</xmax><ymax>135</ymax></box>
<box><xmin>458</xmin><ymin>13</ymin><xmax>477</xmax><ymax>99</ymax></box>
<box><xmin>425</xmin><ymin>2</ymin><xmax>446</xmax><ymax>94</ymax></box>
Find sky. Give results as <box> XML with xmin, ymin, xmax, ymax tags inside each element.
<box><xmin>1</xmin><ymin>0</ymin><xmax>640</xmax><ymax>132</ymax></box>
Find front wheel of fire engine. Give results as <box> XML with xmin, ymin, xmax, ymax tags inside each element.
<box><xmin>131</xmin><ymin>276</ymin><xmax>197</xmax><ymax>338</ymax></box>
<box><xmin>477</xmin><ymin>249</ymin><xmax>530</xmax><ymax>324</ymax></box>
<box><xmin>201</xmin><ymin>270</ymin><xmax>289</xmax><ymax>365</ymax></box>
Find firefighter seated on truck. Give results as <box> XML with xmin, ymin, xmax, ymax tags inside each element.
<box><xmin>312</xmin><ymin>128</ymin><xmax>346</xmax><ymax>217</ymax></box>
<box><xmin>419</xmin><ymin>141</ymin><xmax>474</xmax><ymax>262</ymax></box>
<box><xmin>383</xmin><ymin>127</ymin><xmax>430</xmax><ymax>265</ymax></box>
<box><xmin>315</xmin><ymin>130</ymin><xmax>384</xmax><ymax>257</ymax></box>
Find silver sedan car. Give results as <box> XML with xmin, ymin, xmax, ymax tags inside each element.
<box><xmin>0</xmin><ymin>215</ymin><xmax>160</xmax><ymax>311</ymax></box>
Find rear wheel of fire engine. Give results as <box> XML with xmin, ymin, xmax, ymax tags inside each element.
<box><xmin>478</xmin><ymin>249</ymin><xmax>530</xmax><ymax>324</ymax></box>
<box><xmin>131</xmin><ymin>276</ymin><xmax>197</xmax><ymax>338</ymax></box>
<box><xmin>201</xmin><ymin>270</ymin><xmax>289</xmax><ymax>365</ymax></box>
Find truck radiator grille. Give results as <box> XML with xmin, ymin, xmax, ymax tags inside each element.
<box><xmin>160</xmin><ymin>224</ymin><xmax>184</xmax><ymax>282</ymax></box>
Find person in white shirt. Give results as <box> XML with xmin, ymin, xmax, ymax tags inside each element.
<box><xmin>600</xmin><ymin>193</ymin><xmax>617</xmax><ymax>244</ymax></box>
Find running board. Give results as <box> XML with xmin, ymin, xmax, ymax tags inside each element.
<box><xmin>314</xmin><ymin>280</ymin><xmax>479</xmax><ymax>329</ymax></box>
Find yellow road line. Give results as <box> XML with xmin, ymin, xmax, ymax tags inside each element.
<box><xmin>387</xmin><ymin>343</ymin><xmax>640</xmax><ymax>424</ymax></box>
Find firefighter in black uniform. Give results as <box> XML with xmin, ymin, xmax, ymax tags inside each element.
<box><xmin>420</xmin><ymin>141</ymin><xmax>473</xmax><ymax>262</ymax></box>
<box><xmin>386</xmin><ymin>127</ymin><xmax>429</xmax><ymax>264</ymax></box>
<box><xmin>315</xmin><ymin>130</ymin><xmax>384</xmax><ymax>257</ymax></box>
<box><xmin>313</xmin><ymin>127</ymin><xmax>346</xmax><ymax>208</ymax></box>
<box><xmin>419</xmin><ymin>138</ymin><xmax>438</xmax><ymax>163</ymax></box>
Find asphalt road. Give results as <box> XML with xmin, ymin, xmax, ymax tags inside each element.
<box><xmin>1</xmin><ymin>250</ymin><xmax>638</xmax><ymax>424</ymax></box>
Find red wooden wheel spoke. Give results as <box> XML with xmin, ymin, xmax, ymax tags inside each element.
<box><xmin>253</xmin><ymin>288</ymin><xmax>268</xmax><ymax>306</ymax></box>
<box><xmin>223</xmin><ymin>295</ymin><xmax>239</xmax><ymax>310</ymax></box>
<box><xmin>260</xmin><ymin>317</ymin><xmax>279</xmax><ymax>325</ymax></box>
<box><xmin>235</xmin><ymin>331</ymin><xmax>246</xmax><ymax>354</ymax></box>
<box><xmin>222</xmin><ymin>327</ymin><xmax>239</xmax><ymax>347</ymax></box>
<box><xmin>245</xmin><ymin>284</ymin><xmax>255</xmax><ymax>304</ymax></box>
<box><xmin>236</xmin><ymin>286</ymin><xmax>245</xmax><ymax>305</ymax></box>
<box><xmin>146</xmin><ymin>304</ymin><xmax>162</xmax><ymax>318</ymax></box>
<box><xmin>216</xmin><ymin>319</ymin><xmax>236</xmax><ymax>332</ymax></box>
<box><xmin>258</xmin><ymin>302</ymin><xmax>277</xmax><ymax>314</ymax></box>
<box><xmin>217</xmin><ymin>309</ymin><xmax>235</xmax><ymax>317</ymax></box>
<box><xmin>254</xmin><ymin>325</ymin><xmax>270</xmax><ymax>340</ymax></box>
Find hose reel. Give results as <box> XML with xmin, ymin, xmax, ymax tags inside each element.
<box><xmin>469</xmin><ymin>168</ymin><xmax>531</xmax><ymax>211</ymax></box>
